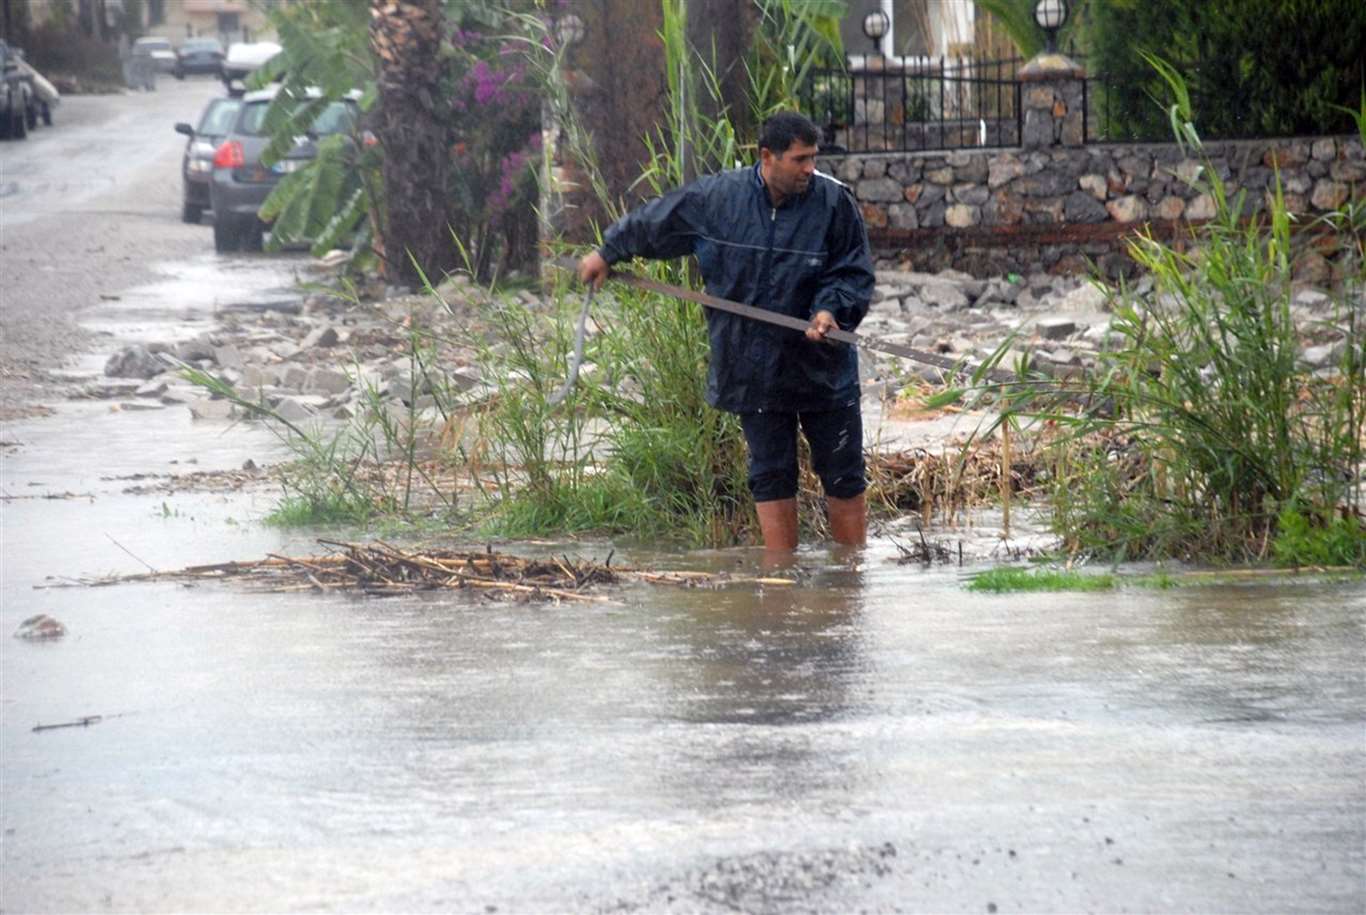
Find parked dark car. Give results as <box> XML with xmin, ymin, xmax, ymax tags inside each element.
<box><xmin>175</xmin><ymin>95</ymin><xmax>242</xmax><ymax>224</ymax></box>
<box><xmin>174</xmin><ymin>38</ymin><xmax>225</xmax><ymax>79</ymax></box>
<box><xmin>0</xmin><ymin>41</ymin><xmax>32</xmax><ymax>139</ymax></box>
<box><xmin>209</xmin><ymin>86</ymin><xmax>359</xmax><ymax>253</ymax></box>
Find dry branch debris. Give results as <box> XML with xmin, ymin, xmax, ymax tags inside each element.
<box><xmin>42</xmin><ymin>540</ymin><xmax>796</xmax><ymax>602</ymax></box>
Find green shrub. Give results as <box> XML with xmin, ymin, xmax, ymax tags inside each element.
<box><xmin>1085</xmin><ymin>0</ymin><xmax>1365</xmax><ymax>140</ymax></box>
<box><xmin>1272</xmin><ymin>507</ymin><xmax>1366</xmax><ymax>567</ymax></box>
<box><xmin>971</xmin><ymin>60</ymin><xmax>1366</xmax><ymax>563</ymax></box>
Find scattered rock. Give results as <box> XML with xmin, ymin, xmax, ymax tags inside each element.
<box><xmin>1035</xmin><ymin>316</ymin><xmax>1077</xmax><ymax>340</ymax></box>
<box><xmin>135</xmin><ymin>379</ymin><xmax>169</xmax><ymax>398</ymax></box>
<box><xmin>304</xmin><ymin>368</ymin><xmax>352</xmax><ymax>396</ymax></box>
<box><xmin>1058</xmin><ymin>283</ymin><xmax>1110</xmax><ymax>312</ymax></box>
<box><xmin>281</xmin><ymin>365</ymin><xmax>310</xmax><ymax>391</ymax></box>
<box><xmin>175</xmin><ymin>338</ymin><xmax>217</xmax><ymax>362</ymax></box>
<box><xmin>84</xmin><ymin>379</ymin><xmax>143</xmax><ymax>399</ymax></box>
<box><xmin>188</xmin><ymin>398</ymin><xmax>236</xmax><ymax>421</ymax></box>
<box><xmin>272</xmin><ymin>397</ymin><xmax>317</xmax><ymax>422</ymax></box>
<box><xmin>213</xmin><ymin>345</ymin><xmax>244</xmax><ymax>370</ymax></box>
<box><xmin>919</xmin><ymin>280</ymin><xmax>970</xmax><ymax>311</ymax></box>
<box><xmin>104</xmin><ymin>345</ymin><xmax>166</xmax><ymax>380</ymax></box>
<box><xmin>15</xmin><ymin>614</ymin><xmax>66</xmax><ymax>640</ymax></box>
<box><xmin>1301</xmin><ymin>340</ymin><xmax>1346</xmax><ymax>369</ymax></box>
<box><xmin>241</xmin><ymin>366</ymin><xmax>278</xmax><ymax>388</ymax></box>
<box><xmin>1293</xmin><ymin>288</ymin><xmax>1331</xmax><ymax>310</ymax></box>
<box><xmin>301</xmin><ymin>324</ymin><xmax>340</xmax><ymax>348</ymax></box>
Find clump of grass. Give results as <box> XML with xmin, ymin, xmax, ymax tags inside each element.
<box><xmin>967</xmin><ymin>567</ymin><xmax>1116</xmax><ymax>593</ymax></box>
<box><xmin>473</xmin><ymin>265</ymin><xmax>754</xmax><ymax>546</ymax></box>
<box><xmin>1272</xmin><ymin>506</ymin><xmax>1366</xmax><ymax>567</ymax></box>
<box><xmin>265</xmin><ymin>492</ymin><xmax>378</xmax><ymax>528</ymax></box>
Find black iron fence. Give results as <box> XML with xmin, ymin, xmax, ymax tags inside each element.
<box><xmin>799</xmin><ymin>56</ymin><xmax>1025</xmax><ymax>154</ymax></box>
<box><xmin>800</xmin><ymin>53</ymin><xmax>1349</xmax><ymax>155</ymax></box>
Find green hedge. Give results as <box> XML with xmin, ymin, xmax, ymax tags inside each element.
<box><xmin>1085</xmin><ymin>0</ymin><xmax>1366</xmax><ymax>140</ymax></box>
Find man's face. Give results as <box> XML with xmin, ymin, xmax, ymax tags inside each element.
<box><xmin>762</xmin><ymin>139</ymin><xmax>819</xmax><ymax>200</ymax></box>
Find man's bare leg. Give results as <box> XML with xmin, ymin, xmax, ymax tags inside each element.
<box><xmin>755</xmin><ymin>497</ymin><xmax>799</xmax><ymax>551</ymax></box>
<box><xmin>827</xmin><ymin>492</ymin><xmax>866</xmax><ymax>546</ymax></box>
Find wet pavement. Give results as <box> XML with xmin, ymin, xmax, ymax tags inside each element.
<box><xmin>3</xmin><ymin>495</ymin><xmax>1364</xmax><ymax>912</ymax></box>
<box><xmin>3</xmin><ymin>80</ymin><xmax>1365</xmax><ymax>915</ymax></box>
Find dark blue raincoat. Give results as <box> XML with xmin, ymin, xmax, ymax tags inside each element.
<box><xmin>598</xmin><ymin>164</ymin><xmax>875</xmax><ymax>413</ymax></box>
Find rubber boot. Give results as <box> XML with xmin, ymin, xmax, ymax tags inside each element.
<box><xmin>754</xmin><ymin>497</ymin><xmax>799</xmax><ymax>551</ymax></box>
<box><xmin>827</xmin><ymin>492</ymin><xmax>866</xmax><ymax>546</ymax></box>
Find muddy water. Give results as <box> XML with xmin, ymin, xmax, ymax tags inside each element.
<box><xmin>3</xmin><ymin>405</ymin><xmax>1364</xmax><ymax>914</ymax></box>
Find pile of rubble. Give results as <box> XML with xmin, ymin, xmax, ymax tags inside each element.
<box><xmin>856</xmin><ymin>269</ymin><xmax>1354</xmax><ymax>386</ymax></box>
<box><xmin>86</xmin><ymin>268</ymin><xmax>1355</xmax><ymax>423</ymax></box>
<box><xmin>92</xmin><ymin>276</ymin><xmax>496</xmax><ymax>423</ymax></box>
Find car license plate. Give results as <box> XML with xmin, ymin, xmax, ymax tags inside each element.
<box><xmin>272</xmin><ymin>159</ymin><xmax>305</xmax><ymax>174</ymax></box>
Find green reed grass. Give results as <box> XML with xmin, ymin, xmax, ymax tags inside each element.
<box><xmin>949</xmin><ymin>62</ymin><xmax>1366</xmax><ymax>564</ymax></box>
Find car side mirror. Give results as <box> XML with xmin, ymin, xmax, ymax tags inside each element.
<box><xmin>174</xmin><ymin>122</ymin><xmax>195</xmax><ymax>136</ymax></box>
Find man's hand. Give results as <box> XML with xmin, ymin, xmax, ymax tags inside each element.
<box><xmin>805</xmin><ymin>309</ymin><xmax>838</xmax><ymax>343</ymax></box>
<box><xmin>578</xmin><ymin>250</ymin><xmax>610</xmax><ymax>290</ymax></box>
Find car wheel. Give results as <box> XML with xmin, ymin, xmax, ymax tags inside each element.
<box><xmin>174</xmin><ymin>68</ymin><xmax>185</xmax><ymax>81</ymax></box>
<box><xmin>40</xmin><ymin>103</ymin><xmax>51</xmax><ymax>127</ymax></box>
<box><xmin>213</xmin><ymin>215</ymin><xmax>241</xmax><ymax>253</ymax></box>
<box><xmin>243</xmin><ymin>219</ymin><xmax>265</xmax><ymax>252</ymax></box>
<box><xmin>182</xmin><ymin>201</ymin><xmax>204</xmax><ymax>225</ymax></box>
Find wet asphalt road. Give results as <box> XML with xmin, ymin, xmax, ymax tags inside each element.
<box><xmin>2</xmin><ymin>77</ymin><xmax>1365</xmax><ymax>914</ymax></box>
<box><xmin>0</xmin><ymin>75</ymin><xmax>227</xmax><ymax>417</ymax></box>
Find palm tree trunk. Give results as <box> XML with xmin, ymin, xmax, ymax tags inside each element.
<box><xmin>369</xmin><ymin>0</ymin><xmax>457</xmax><ymax>287</ymax></box>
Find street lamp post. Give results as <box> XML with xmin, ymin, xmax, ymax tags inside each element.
<box><xmin>861</xmin><ymin>8</ymin><xmax>889</xmax><ymax>57</ymax></box>
<box><xmin>1033</xmin><ymin>0</ymin><xmax>1068</xmax><ymax>54</ymax></box>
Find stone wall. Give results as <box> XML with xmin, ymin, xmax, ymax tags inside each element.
<box><xmin>821</xmin><ymin>60</ymin><xmax>1366</xmax><ymax>279</ymax></box>
<box><xmin>823</xmin><ymin>134</ymin><xmax>1365</xmax><ymax>279</ymax></box>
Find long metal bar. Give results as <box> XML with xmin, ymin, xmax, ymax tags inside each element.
<box><xmin>595</xmin><ymin>269</ymin><xmax>1015</xmax><ymax>384</ymax></box>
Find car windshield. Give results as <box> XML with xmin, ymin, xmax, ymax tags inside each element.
<box><xmin>197</xmin><ymin>99</ymin><xmax>241</xmax><ymax>136</ymax></box>
<box><xmin>183</xmin><ymin>39</ymin><xmax>221</xmax><ymax>53</ymax></box>
<box><xmin>238</xmin><ymin>99</ymin><xmax>356</xmax><ymax>138</ymax></box>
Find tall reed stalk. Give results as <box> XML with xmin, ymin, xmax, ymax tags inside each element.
<box><xmin>980</xmin><ymin>59</ymin><xmax>1365</xmax><ymax>563</ymax></box>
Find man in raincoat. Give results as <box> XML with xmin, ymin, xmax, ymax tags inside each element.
<box><xmin>579</xmin><ymin>111</ymin><xmax>875</xmax><ymax>550</ymax></box>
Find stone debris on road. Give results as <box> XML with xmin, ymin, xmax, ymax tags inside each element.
<box><xmin>65</xmin><ymin>260</ymin><xmax>1352</xmax><ymax>438</ymax></box>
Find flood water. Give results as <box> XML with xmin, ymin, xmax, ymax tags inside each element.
<box><xmin>3</xmin><ymin>389</ymin><xmax>1364</xmax><ymax>911</ymax></box>
<box><xmin>2</xmin><ymin>228</ymin><xmax>1364</xmax><ymax>910</ymax></box>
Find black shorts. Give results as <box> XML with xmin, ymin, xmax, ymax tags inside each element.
<box><xmin>739</xmin><ymin>401</ymin><xmax>866</xmax><ymax>503</ymax></box>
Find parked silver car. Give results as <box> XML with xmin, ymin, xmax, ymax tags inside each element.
<box><xmin>134</xmin><ymin>36</ymin><xmax>177</xmax><ymax>73</ymax></box>
<box><xmin>174</xmin><ymin>95</ymin><xmax>242</xmax><ymax>224</ymax></box>
<box><xmin>208</xmin><ymin>86</ymin><xmax>359</xmax><ymax>253</ymax></box>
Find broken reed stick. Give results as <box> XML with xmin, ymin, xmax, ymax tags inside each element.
<box><xmin>1000</xmin><ymin>416</ymin><xmax>1012</xmax><ymax>540</ymax></box>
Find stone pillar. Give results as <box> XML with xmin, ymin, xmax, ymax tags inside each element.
<box><xmin>1018</xmin><ymin>53</ymin><xmax>1085</xmax><ymax>150</ymax></box>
